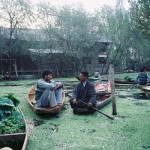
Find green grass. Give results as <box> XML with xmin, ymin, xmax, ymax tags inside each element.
<box><xmin>0</xmin><ymin>78</ymin><xmax>150</xmax><ymax>150</ymax></box>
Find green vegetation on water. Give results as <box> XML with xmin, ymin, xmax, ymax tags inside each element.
<box><xmin>0</xmin><ymin>76</ymin><xmax>150</xmax><ymax>150</ymax></box>
<box><xmin>0</xmin><ymin>94</ymin><xmax>26</xmax><ymax>149</ymax></box>
<box><xmin>0</xmin><ymin>94</ymin><xmax>25</xmax><ymax>135</ymax></box>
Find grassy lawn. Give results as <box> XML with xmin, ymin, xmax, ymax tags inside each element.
<box><xmin>0</xmin><ymin>76</ymin><xmax>150</xmax><ymax>150</ymax></box>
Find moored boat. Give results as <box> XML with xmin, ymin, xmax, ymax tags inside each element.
<box><xmin>138</xmin><ymin>85</ymin><xmax>150</xmax><ymax>92</ymax></box>
<box><xmin>0</xmin><ymin>107</ymin><xmax>28</xmax><ymax>150</ymax></box>
<box><xmin>114</xmin><ymin>78</ymin><xmax>136</xmax><ymax>85</ymax></box>
<box><xmin>28</xmin><ymin>86</ymin><xmax>65</xmax><ymax>114</ymax></box>
<box><xmin>115</xmin><ymin>78</ymin><xmax>150</xmax><ymax>85</ymax></box>
<box><xmin>75</xmin><ymin>76</ymin><xmax>99</xmax><ymax>82</ymax></box>
<box><xmin>94</xmin><ymin>82</ymin><xmax>112</xmax><ymax>109</ymax></box>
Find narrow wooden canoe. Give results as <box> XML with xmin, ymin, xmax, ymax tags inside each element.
<box><xmin>115</xmin><ymin>78</ymin><xmax>150</xmax><ymax>85</ymax></box>
<box><xmin>94</xmin><ymin>82</ymin><xmax>112</xmax><ymax>109</ymax></box>
<box><xmin>138</xmin><ymin>85</ymin><xmax>150</xmax><ymax>92</ymax></box>
<box><xmin>28</xmin><ymin>86</ymin><xmax>65</xmax><ymax>114</ymax></box>
<box><xmin>0</xmin><ymin>108</ymin><xmax>28</xmax><ymax>150</ymax></box>
<box><xmin>95</xmin><ymin>82</ymin><xmax>111</xmax><ymax>96</ymax></box>
<box><xmin>115</xmin><ymin>78</ymin><xmax>136</xmax><ymax>85</ymax></box>
<box><xmin>75</xmin><ymin>76</ymin><xmax>99</xmax><ymax>82</ymax></box>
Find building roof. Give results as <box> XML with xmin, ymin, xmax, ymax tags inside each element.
<box><xmin>94</xmin><ymin>35</ymin><xmax>112</xmax><ymax>43</ymax></box>
<box><xmin>0</xmin><ymin>27</ymin><xmax>112</xmax><ymax>43</ymax></box>
<box><xmin>0</xmin><ymin>27</ymin><xmax>66</xmax><ymax>42</ymax></box>
<box><xmin>29</xmin><ymin>48</ymin><xmax>63</xmax><ymax>54</ymax></box>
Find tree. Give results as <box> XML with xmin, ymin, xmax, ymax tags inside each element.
<box><xmin>35</xmin><ymin>2</ymin><xmax>68</xmax><ymax>75</ymax></box>
<box><xmin>128</xmin><ymin>0</ymin><xmax>150</xmax><ymax>69</ymax></box>
<box><xmin>0</xmin><ymin>0</ymin><xmax>33</xmax><ymax>57</ymax></box>
<box><xmin>56</xmin><ymin>5</ymin><xmax>98</xmax><ymax>70</ymax></box>
<box><xmin>95</xmin><ymin>1</ymin><xmax>134</xmax><ymax>72</ymax></box>
<box><xmin>36</xmin><ymin>3</ymin><xmax>98</xmax><ymax>72</ymax></box>
<box><xmin>129</xmin><ymin>0</ymin><xmax>150</xmax><ymax>37</ymax></box>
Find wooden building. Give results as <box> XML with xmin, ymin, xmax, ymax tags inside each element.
<box><xmin>86</xmin><ymin>36</ymin><xmax>112</xmax><ymax>75</ymax></box>
<box><xmin>0</xmin><ymin>27</ymin><xmax>112</xmax><ymax>77</ymax></box>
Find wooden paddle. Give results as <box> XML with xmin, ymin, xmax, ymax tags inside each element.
<box><xmin>80</xmin><ymin>101</ymin><xmax>114</xmax><ymax>120</ymax></box>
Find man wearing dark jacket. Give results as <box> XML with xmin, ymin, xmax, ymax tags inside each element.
<box><xmin>70</xmin><ymin>71</ymin><xmax>97</xmax><ymax>114</ymax></box>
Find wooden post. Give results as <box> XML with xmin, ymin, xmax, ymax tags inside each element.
<box><xmin>9</xmin><ymin>59</ymin><xmax>11</xmax><ymax>75</ymax></box>
<box><xmin>13</xmin><ymin>60</ymin><xmax>18</xmax><ymax>77</ymax></box>
<box><xmin>0</xmin><ymin>59</ymin><xmax>3</xmax><ymax>75</ymax></box>
<box><xmin>109</xmin><ymin>64</ymin><xmax>117</xmax><ymax>115</ymax></box>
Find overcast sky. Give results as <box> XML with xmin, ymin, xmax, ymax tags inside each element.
<box><xmin>30</xmin><ymin>0</ymin><xmax>130</xmax><ymax>12</ymax></box>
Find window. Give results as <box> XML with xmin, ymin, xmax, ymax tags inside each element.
<box><xmin>98</xmin><ymin>57</ymin><xmax>106</xmax><ymax>64</ymax></box>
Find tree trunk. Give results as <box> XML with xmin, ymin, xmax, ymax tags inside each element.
<box><xmin>105</xmin><ymin>48</ymin><xmax>120</xmax><ymax>74</ymax></box>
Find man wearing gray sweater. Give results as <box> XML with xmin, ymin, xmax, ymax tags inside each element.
<box><xmin>35</xmin><ymin>69</ymin><xmax>63</xmax><ymax>110</ymax></box>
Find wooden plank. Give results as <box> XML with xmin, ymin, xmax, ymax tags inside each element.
<box><xmin>0</xmin><ymin>133</ymin><xmax>26</xmax><ymax>141</ymax></box>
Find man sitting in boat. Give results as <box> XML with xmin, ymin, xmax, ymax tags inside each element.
<box><xmin>70</xmin><ymin>71</ymin><xmax>97</xmax><ymax>114</ymax></box>
<box><xmin>135</xmin><ymin>67</ymin><xmax>150</xmax><ymax>85</ymax></box>
<box><xmin>34</xmin><ymin>69</ymin><xmax>63</xmax><ymax>110</ymax></box>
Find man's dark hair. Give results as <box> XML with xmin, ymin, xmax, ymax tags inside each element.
<box><xmin>42</xmin><ymin>69</ymin><xmax>53</xmax><ymax>78</ymax></box>
<box><xmin>80</xmin><ymin>71</ymin><xmax>89</xmax><ymax>78</ymax></box>
<box><xmin>140</xmin><ymin>67</ymin><xmax>145</xmax><ymax>72</ymax></box>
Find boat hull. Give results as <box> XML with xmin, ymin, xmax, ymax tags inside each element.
<box><xmin>138</xmin><ymin>85</ymin><xmax>150</xmax><ymax>92</ymax></box>
<box><xmin>28</xmin><ymin>86</ymin><xmax>65</xmax><ymax>114</ymax></box>
<box><xmin>94</xmin><ymin>82</ymin><xmax>112</xmax><ymax>109</ymax></box>
<box><xmin>0</xmin><ymin>108</ymin><xmax>28</xmax><ymax>150</ymax></box>
<box><xmin>115</xmin><ymin>78</ymin><xmax>150</xmax><ymax>85</ymax></box>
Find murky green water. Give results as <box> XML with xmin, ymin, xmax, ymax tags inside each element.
<box><xmin>0</xmin><ymin>82</ymin><xmax>150</xmax><ymax>150</ymax></box>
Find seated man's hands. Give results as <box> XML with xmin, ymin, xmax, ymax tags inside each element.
<box><xmin>88</xmin><ymin>103</ymin><xmax>93</xmax><ymax>108</ymax></box>
<box><xmin>72</xmin><ymin>99</ymin><xmax>77</xmax><ymax>104</ymax></box>
<box><xmin>55</xmin><ymin>82</ymin><xmax>63</xmax><ymax>90</ymax></box>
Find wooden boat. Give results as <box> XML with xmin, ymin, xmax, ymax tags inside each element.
<box><xmin>0</xmin><ymin>108</ymin><xmax>28</xmax><ymax>150</ymax></box>
<box><xmin>89</xmin><ymin>77</ymin><xmax>99</xmax><ymax>82</ymax></box>
<box><xmin>115</xmin><ymin>78</ymin><xmax>150</xmax><ymax>85</ymax></box>
<box><xmin>138</xmin><ymin>85</ymin><xmax>150</xmax><ymax>92</ymax></box>
<box><xmin>94</xmin><ymin>82</ymin><xmax>112</xmax><ymax>109</ymax></box>
<box><xmin>95</xmin><ymin>82</ymin><xmax>111</xmax><ymax>95</ymax></box>
<box><xmin>28</xmin><ymin>86</ymin><xmax>65</xmax><ymax>114</ymax></box>
<box><xmin>75</xmin><ymin>76</ymin><xmax>99</xmax><ymax>82</ymax></box>
<box><xmin>115</xmin><ymin>78</ymin><xmax>136</xmax><ymax>85</ymax></box>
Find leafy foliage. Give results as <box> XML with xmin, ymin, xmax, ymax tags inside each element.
<box><xmin>4</xmin><ymin>93</ymin><xmax>20</xmax><ymax>107</ymax></box>
<box><xmin>0</xmin><ymin>97</ymin><xmax>14</xmax><ymax>123</ymax></box>
<box><xmin>124</xmin><ymin>76</ymin><xmax>132</xmax><ymax>81</ymax></box>
<box><xmin>0</xmin><ymin>97</ymin><xmax>14</xmax><ymax>108</ymax></box>
<box><xmin>129</xmin><ymin>0</ymin><xmax>150</xmax><ymax>37</ymax></box>
<box><xmin>0</xmin><ymin>0</ymin><xmax>33</xmax><ymax>58</ymax></box>
<box><xmin>96</xmin><ymin>3</ymin><xmax>134</xmax><ymax>71</ymax></box>
<box><xmin>0</xmin><ymin>111</ymin><xmax>25</xmax><ymax>134</ymax></box>
<box><xmin>0</xmin><ymin>94</ymin><xmax>24</xmax><ymax>135</ymax></box>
